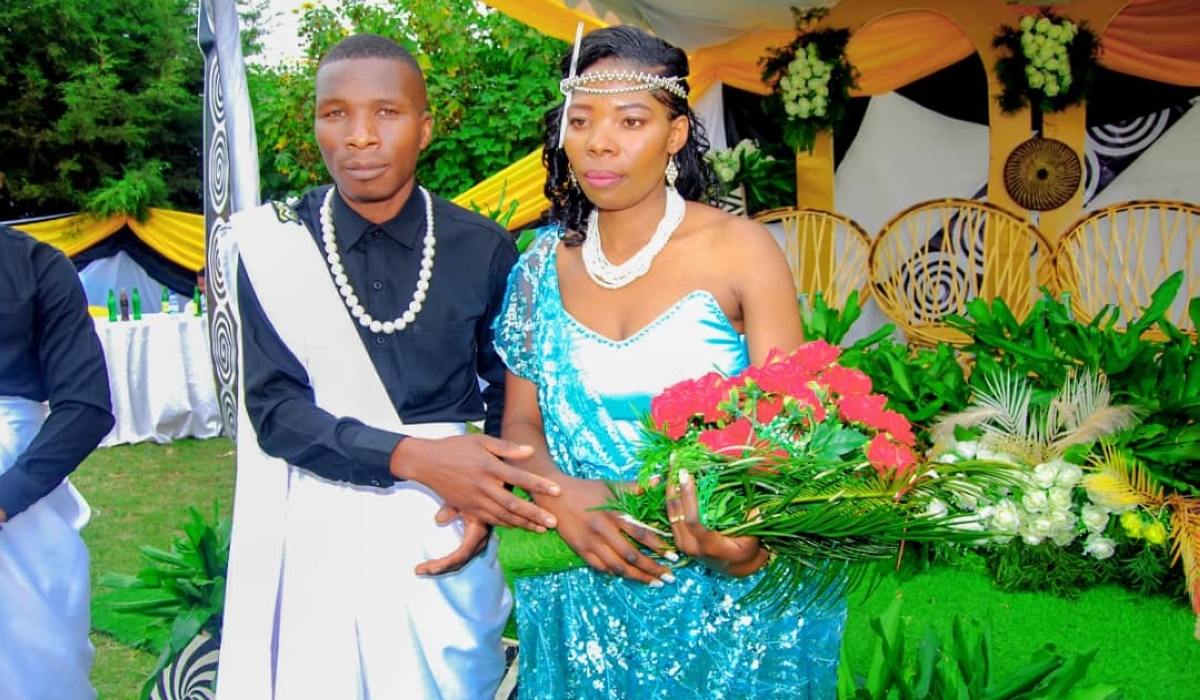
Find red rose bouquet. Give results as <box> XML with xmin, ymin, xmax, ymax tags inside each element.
<box><xmin>610</xmin><ymin>340</ymin><xmax>1021</xmax><ymax>609</ymax></box>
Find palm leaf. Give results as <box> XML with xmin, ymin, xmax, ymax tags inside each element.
<box><xmin>1082</xmin><ymin>442</ymin><xmax>1165</xmax><ymax>510</ymax></box>
<box><xmin>1165</xmin><ymin>494</ymin><xmax>1200</xmax><ymax>633</ymax></box>
<box><xmin>979</xmin><ymin>371</ymin><xmax>1034</xmax><ymax>438</ymax></box>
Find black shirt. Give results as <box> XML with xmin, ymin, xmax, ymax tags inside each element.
<box><xmin>237</xmin><ymin>185</ymin><xmax>518</xmax><ymax>487</ymax></box>
<box><xmin>0</xmin><ymin>225</ymin><xmax>114</xmax><ymax>519</ymax></box>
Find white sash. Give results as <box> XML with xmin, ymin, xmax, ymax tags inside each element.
<box><xmin>0</xmin><ymin>396</ymin><xmax>95</xmax><ymax>700</ymax></box>
<box><xmin>216</xmin><ymin>200</ymin><xmax>511</xmax><ymax>700</ymax></box>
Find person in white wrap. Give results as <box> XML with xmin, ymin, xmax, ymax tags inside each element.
<box><xmin>0</xmin><ymin>223</ymin><xmax>115</xmax><ymax>700</ymax></box>
<box><xmin>214</xmin><ymin>34</ymin><xmax>561</xmax><ymax>700</ymax></box>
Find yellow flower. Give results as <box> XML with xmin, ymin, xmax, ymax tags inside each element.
<box><xmin>1143</xmin><ymin>520</ymin><xmax>1168</xmax><ymax>546</ymax></box>
<box><xmin>1119</xmin><ymin>510</ymin><xmax>1143</xmax><ymax>538</ymax></box>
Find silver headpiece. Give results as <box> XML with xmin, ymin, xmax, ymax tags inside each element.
<box><xmin>555</xmin><ymin>22</ymin><xmax>689</xmax><ymax>149</ymax></box>
<box><xmin>559</xmin><ymin>71</ymin><xmax>689</xmax><ymax>100</ymax></box>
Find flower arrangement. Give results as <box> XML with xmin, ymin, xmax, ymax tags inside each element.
<box><xmin>610</xmin><ymin>340</ymin><xmax>1022</xmax><ymax>610</ymax></box>
<box><xmin>993</xmin><ymin>9</ymin><xmax>1101</xmax><ymax>115</ymax></box>
<box><xmin>760</xmin><ymin>9</ymin><xmax>857</xmax><ymax>155</ymax></box>
<box><xmin>704</xmin><ymin>138</ymin><xmax>796</xmax><ymax>214</ymax></box>
<box><xmin>930</xmin><ymin>371</ymin><xmax>1199</xmax><ymax>619</ymax></box>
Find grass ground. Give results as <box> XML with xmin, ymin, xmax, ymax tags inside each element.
<box><xmin>76</xmin><ymin>438</ymin><xmax>1197</xmax><ymax>699</ymax></box>
<box><xmin>74</xmin><ymin>437</ymin><xmax>236</xmax><ymax>699</ymax></box>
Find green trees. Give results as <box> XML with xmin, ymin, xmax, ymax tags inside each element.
<box><xmin>0</xmin><ymin>0</ymin><xmax>563</xmax><ymax>218</ymax></box>
<box><xmin>250</xmin><ymin>0</ymin><xmax>566</xmax><ymax>201</ymax></box>
<box><xmin>0</xmin><ymin>0</ymin><xmax>204</xmax><ymax>219</ymax></box>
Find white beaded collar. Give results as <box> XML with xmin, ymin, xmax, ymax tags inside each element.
<box><xmin>320</xmin><ymin>186</ymin><xmax>436</xmax><ymax>334</ymax></box>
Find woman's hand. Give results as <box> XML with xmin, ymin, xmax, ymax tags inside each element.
<box><xmin>545</xmin><ymin>475</ymin><xmax>677</xmax><ymax>588</ymax></box>
<box><xmin>664</xmin><ymin>469</ymin><xmax>770</xmax><ymax>577</ymax></box>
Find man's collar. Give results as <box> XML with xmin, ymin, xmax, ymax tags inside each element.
<box><xmin>331</xmin><ymin>188</ymin><xmax>426</xmax><ymax>250</ymax></box>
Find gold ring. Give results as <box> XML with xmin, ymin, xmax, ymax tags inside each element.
<box><xmin>668</xmin><ymin>514</ymin><xmax>685</xmax><ymax>524</ymax></box>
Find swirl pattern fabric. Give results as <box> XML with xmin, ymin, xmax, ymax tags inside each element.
<box><xmin>494</xmin><ymin>229</ymin><xmax>846</xmax><ymax>699</ymax></box>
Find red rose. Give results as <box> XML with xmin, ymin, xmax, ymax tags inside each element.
<box><xmin>651</xmin><ymin>392</ymin><xmax>696</xmax><ymax>440</ymax></box>
<box><xmin>698</xmin><ymin>418</ymin><xmax>755</xmax><ymax>455</ymax></box>
<box><xmin>819</xmin><ymin>364</ymin><xmax>873</xmax><ymax>397</ymax></box>
<box><xmin>790</xmin><ymin>385</ymin><xmax>827</xmax><ymax>422</ymax></box>
<box><xmin>743</xmin><ymin>360</ymin><xmax>795</xmax><ymax>396</ymax></box>
<box><xmin>754</xmin><ymin>395</ymin><xmax>786</xmax><ymax>424</ymax></box>
<box><xmin>653</xmin><ymin>371</ymin><xmax>733</xmax><ymax>436</ymax></box>
<box><xmin>876</xmin><ymin>409</ymin><xmax>916</xmax><ymax>447</ymax></box>
<box><xmin>838</xmin><ymin>394</ymin><xmax>888</xmax><ymax>429</ymax></box>
<box><xmin>867</xmin><ymin>433</ymin><xmax>918</xmax><ymax>477</ymax></box>
<box><xmin>786</xmin><ymin>340</ymin><xmax>842</xmax><ymax>374</ymax></box>
<box><xmin>763</xmin><ymin>347</ymin><xmax>791</xmax><ymax>365</ymax></box>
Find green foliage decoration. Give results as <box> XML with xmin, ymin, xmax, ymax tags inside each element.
<box><xmin>92</xmin><ymin>505</ymin><xmax>231</xmax><ymax>700</ymax></box>
<box><xmin>839</xmin><ymin>596</ymin><xmax>1120</xmax><ymax>700</ymax></box>
<box><xmin>993</xmin><ymin>9</ymin><xmax>1101</xmax><ymax>116</ymax></box>
<box><xmin>760</xmin><ymin>8</ymin><xmax>857</xmax><ymax>155</ymax></box>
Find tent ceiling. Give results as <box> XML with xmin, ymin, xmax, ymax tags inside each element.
<box><xmin>565</xmin><ymin>0</ymin><xmax>839</xmax><ymax>51</ymax></box>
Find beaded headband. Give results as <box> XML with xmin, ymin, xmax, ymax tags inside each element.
<box><xmin>555</xmin><ymin>22</ymin><xmax>689</xmax><ymax>149</ymax></box>
<box><xmin>558</xmin><ymin>71</ymin><xmax>689</xmax><ymax>101</ymax></box>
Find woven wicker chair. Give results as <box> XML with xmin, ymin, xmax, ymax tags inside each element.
<box><xmin>752</xmin><ymin>207</ymin><xmax>873</xmax><ymax>309</ymax></box>
<box><xmin>869</xmin><ymin>198</ymin><xmax>1056</xmax><ymax>347</ymax></box>
<box><xmin>1055</xmin><ymin>199</ymin><xmax>1200</xmax><ymax>337</ymax></box>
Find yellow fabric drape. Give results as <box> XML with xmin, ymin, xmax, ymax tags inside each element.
<box><xmin>1103</xmin><ymin>0</ymin><xmax>1200</xmax><ymax>87</ymax></box>
<box><xmin>452</xmin><ymin>151</ymin><xmax>549</xmax><ymax>230</ymax></box>
<box><xmin>128</xmin><ymin>209</ymin><xmax>207</xmax><ymax>271</ymax></box>
<box><xmin>681</xmin><ymin>12</ymin><xmax>976</xmax><ymax>99</ymax></box>
<box><xmin>13</xmin><ymin>208</ymin><xmax>206</xmax><ymax>271</ymax></box>
<box><xmin>482</xmin><ymin>0</ymin><xmax>607</xmax><ymax>42</ymax></box>
<box><xmin>12</xmin><ymin>215</ymin><xmax>126</xmax><ymax>257</ymax></box>
<box><xmin>847</xmin><ymin>13</ymin><xmax>975</xmax><ymax>96</ymax></box>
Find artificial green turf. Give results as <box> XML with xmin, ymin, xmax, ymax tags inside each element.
<box><xmin>76</xmin><ymin>438</ymin><xmax>1197</xmax><ymax>699</ymax></box>
<box><xmin>842</xmin><ymin>564</ymin><xmax>1198</xmax><ymax>700</ymax></box>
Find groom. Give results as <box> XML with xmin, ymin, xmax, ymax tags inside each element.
<box><xmin>215</xmin><ymin>34</ymin><xmax>560</xmax><ymax>699</ymax></box>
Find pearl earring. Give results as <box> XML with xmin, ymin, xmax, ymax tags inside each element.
<box><xmin>665</xmin><ymin>157</ymin><xmax>679</xmax><ymax>189</ymax></box>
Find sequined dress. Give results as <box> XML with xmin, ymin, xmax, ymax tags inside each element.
<box><xmin>494</xmin><ymin>229</ymin><xmax>846</xmax><ymax>699</ymax></box>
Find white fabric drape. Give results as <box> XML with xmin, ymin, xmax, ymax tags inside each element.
<box><xmin>0</xmin><ymin>397</ymin><xmax>95</xmax><ymax>700</ymax></box>
<box><xmin>92</xmin><ymin>315</ymin><xmax>223</xmax><ymax>447</ymax></box>
<box><xmin>216</xmin><ymin>202</ymin><xmax>511</xmax><ymax>700</ymax></box>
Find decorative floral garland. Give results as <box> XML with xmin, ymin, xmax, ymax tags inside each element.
<box><xmin>761</xmin><ymin>9</ymin><xmax>857</xmax><ymax>155</ymax></box>
<box><xmin>993</xmin><ymin>9</ymin><xmax>1101</xmax><ymax>115</ymax></box>
<box><xmin>704</xmin><ymin>139</ymin><xmax>795</xmax><ymax>214</ymax></box>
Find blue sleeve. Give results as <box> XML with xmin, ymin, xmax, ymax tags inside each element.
<box><xmin>0</xmin><ymin>247</ymin><xmax>114</xmax><ymax>520</ymax></box>
<box><xmin>493</xmin><ymin>228</ymin><xmax>558</xmax><ymax>383</ymax></box>
<box><xmin>237</xmin><ymin>260</ymin><xmax>402</xmax><ymax>488</ymax></box>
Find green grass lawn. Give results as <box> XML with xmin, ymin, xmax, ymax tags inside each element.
<box><xmin>76</xmin><ymin>438</ymin><xmax>1197</xmax><ymax>699</ymax></box>
<box><xmin>74</xmin><ymin>437</ymin><xmax>236</xmax><ymax>699</ymax></box>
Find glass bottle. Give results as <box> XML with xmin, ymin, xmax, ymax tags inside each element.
<box><xmin>106</xmin><ymin>289</ymin><xmax>118</xmax><ymax>322</ymax></box>
<box><xmin>161</xmin><ymin>285</ymin><xmax>170</xmax><ymax>314</ymax></box>
<box><xmin>193</xmin><ymin>286</ymin><xmax>203</xmax><ymax>317</ymax></box>
<box><xmin>131</xmin><ymin>287</ymin><xmax>142</xmax><ymax>321</ymax></box>
<box><xmin>119</xmin><ymin>288</ymin><xmax>130</xmax><ymax>321</ymax></box>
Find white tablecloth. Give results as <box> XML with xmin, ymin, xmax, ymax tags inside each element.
<box><xmin>92</xmin><ymin>315</ymin><xmax>223</xmax><ymax>447</ymax></box>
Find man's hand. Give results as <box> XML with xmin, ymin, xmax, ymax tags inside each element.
<box><xmin>414</xmin><ymin>506</ymin><xmax>491</xmax><ymax>576</ymax></box>
<box><xmin>390</xmin><ymin>434</ymin><xmax>560</xmax><ymax>532</ymax></box>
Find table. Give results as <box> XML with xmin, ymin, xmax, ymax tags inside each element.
<box><xmin>92</xmin><ymin>315</ymin><xmax>224</xmax><ymax>447</ymax></box>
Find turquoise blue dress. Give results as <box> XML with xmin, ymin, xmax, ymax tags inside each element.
<box><xmin>494</xmin><ymin>229</ymin><xmax>846</xmax><ymax>699</ymax></box>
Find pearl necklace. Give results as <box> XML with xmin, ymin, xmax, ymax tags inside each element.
<box><xmin>320</xmin><ymin>186</ymin><xmax>435</xmax><ymax>334</ymax></box>
<box><xmin>582</xmin><ymin>187</ymin><xmax>686</xmax><ymax>289</ymax></box>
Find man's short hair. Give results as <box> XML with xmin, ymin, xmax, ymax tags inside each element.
<box><xmin>318</xmin><ymin>33</ymin><xmax>422</xmax><ymax>77</ymax></box>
